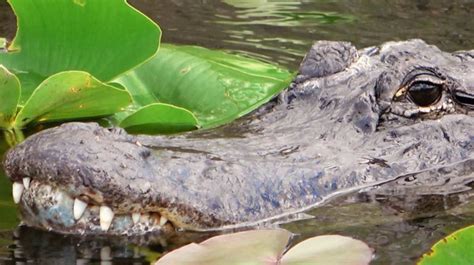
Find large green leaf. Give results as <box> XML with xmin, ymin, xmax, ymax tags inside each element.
<box><xmin>0</xmin><ymin>65</ymin><xmax>20</xmax><ymax>128</ymax></box>
<box><xmin>155</xmin><ymin>229</ymin><xmax>373</xmax><ymax>265</ymax></box>
<box><xmin>120</xmin><ymin>103</ymin><xmax>198</xmax><ymax>134</ymax></box>
<box><xmin>14</xmin><ymin>71</ymin><xmax>131</xmax><ymax>128</ymax></box>
<box><xmin>114</xmin><ymin>44</ymin><xmax>294</xmax><ymax>129</ymax></box>
<box><xmin>418</xmin><ymin>225</ymin><xmax>474</xmax><ymax>265</ymax></box>
<box><xmin>0</xmin><ymin>0</ymin><xmax>161</xmax><ymax>103</ymax></box>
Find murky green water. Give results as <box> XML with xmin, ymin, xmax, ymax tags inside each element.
<box><xmin>1</xmin><ymin>0</ymin><xmax>473</xmax><ymax>264</ymax></box>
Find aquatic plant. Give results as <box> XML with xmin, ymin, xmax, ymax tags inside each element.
<box><xmin>113</xmin><ymin>44</ymin><xmax>293</xmax><ymax>132</ymax></box>
<box><xmin>0</xmin><ymin>0</ymin><xmax>293</xmax><ymax>144</ymax></box>
<box><xmin>418</xmin><ymin>225</ymin><xmax>474</xmax><ymax>265</ymax></box>
<box><xmin>0</xmin><ymin>0</ymin><xmax>158</xmax><ymax>144</ymax></box>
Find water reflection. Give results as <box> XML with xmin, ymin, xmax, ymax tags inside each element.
<box><xmin>215</xmin><ymin>0</ymin><xmax>354</xmax><ymax>67</ymax></box>
<box><xmin>220</xmin><ymin>0</ymin><xmax>352</xmax><ymax>27</ymax></box>
<box><xmin>129</xmin><ymin>0</ymin><xmax>474</xmax><ymax>69</ymax></box>
<box><xmin>4</xmin><ymin>227</ymin><xmax>148</xmax><ymax>264</ymax></box>
<box><xmin>1</xmin><ymin>225</ymin><xmax>220</xmax><ymax>264</ymax></box>
<box><xmin>0</xmin><ymin>186</ymin><xmax>472</xmax><ymax>264</ymax></box>
<box><xmin>286</xmin><ymin>189</ymin><xmax>474</xmax><ymax>265</ymax></box>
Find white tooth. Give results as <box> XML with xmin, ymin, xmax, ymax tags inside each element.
<box><xmin>22</xmin><ymin>178</ymin><xmax>31</xmax><ymax>189</ymax></box>
<box><xmin>100</xmin><ymin>246</ymin><xmax>112</xmax><ymax>261</ymax></box>
<box><xmin>73</xmin><ymin>199</ymin><xmax>88</xmax><ymax>220</ymax></box>
<box><xmin>12</xmin><ymin>182</ymin><xmax>24</xmax><ymax>204</ymax></box>
<box><xmin>76</xmin><ymin>259</ymin><xmax>89</xmax><ymax>265</ymax></box>
<box><xmin>132</xmin><ymin>213</ymin><xmax>140</xmax><ymax>224</ymax></box>
<box><xmin>159</xmin><ymin>216</ymin><xmax>168</xmax><ymax>226</ymax></box>
<box><xmin>99</xmin><ymin>206</ymin><xmax>114</xmax><ymax>231</ymax></box>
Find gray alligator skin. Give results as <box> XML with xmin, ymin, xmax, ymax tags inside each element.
<box><xmin>3</xmin><ymin>39</ymin><xmax>474</xmax><ymax>235</ymax></box>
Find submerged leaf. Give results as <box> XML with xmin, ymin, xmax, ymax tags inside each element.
<box><xmin>418</xmin><ymin>225</ymin><xmax>474</xmax><ymax>265</ymax></box>
<box><xmin>155</xmin><ymin>229</ymin><xmax>373</xmax><ymax>265</ymax></box>
<box><xmin>0</xmin><ymin>65</ymin><xmax>20</xmax><ymax>128</ymax></box>
<box><xmin>114</xmin><ymin>44</ymin><xmax>294</xmax><ymax>129</ymax></box>
<box><xmin>120</xmin><ymin>103</ymin><xmax>198</xmax><ymax>134</ymax></box>
<box><xmin>0</xmin><ymin>0</ymin><xmax>161</xmax><ymax>103</ymax></box>
<box><xmin>14</xmin><ymin>71</ymin><xmax>131</xmax><ymax>128</ymax></box>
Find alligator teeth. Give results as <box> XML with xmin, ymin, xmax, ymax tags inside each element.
<box><xmin>132</xmin><ymin>213</ymin><xmax>140</xmax><ymax>224</ymax></box>
<box><xmin>159</xmin><ymin>216</ymin><xmax>168</xmax><ymax>226</ymax></box>
<box><xmin>12</xmin><ymin>182</ymin><xmax>24</xmax><ymax>204</ymax></box>
<box><xmin>73</xmin><ymin>198</ymin><xmax>88</xmax><ymax>220</ymax></box>
<box><xmin>22</xmin><ymin>178</ymin><xmax>31</xmax><ymax>189</ymax></box>
<box><xmin>99</xmin><ymin>206</ymin><xmax>114</xmax><ymax>231</ymax></box>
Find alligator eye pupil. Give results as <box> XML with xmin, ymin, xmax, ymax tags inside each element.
<box><xmin>407</xmin><ymin>82</ymin><xmax>442</xmax><ymax>107</ymax></box>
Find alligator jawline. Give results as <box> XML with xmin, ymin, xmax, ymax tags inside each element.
<box><xmin>15</xmin><ymin>180</ymin><xmax>176</xmax><ymax>235</ymax></box>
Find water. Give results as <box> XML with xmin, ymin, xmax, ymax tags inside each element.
<box><xmin>0</xmin><ymin>0</ymin><xmax>473</xmax><ymax>264</ymax></box>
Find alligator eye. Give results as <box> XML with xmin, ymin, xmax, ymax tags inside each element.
<box><xmin>407</xmin><ymin>81</ymin><xmax>442</xmax><ymax>107</ymax></box>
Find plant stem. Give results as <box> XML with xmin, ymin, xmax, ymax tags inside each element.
<box><xmin>3</xmin><ymin>127</ymin><xmax>24</xmax><ymax>147</ymax></box>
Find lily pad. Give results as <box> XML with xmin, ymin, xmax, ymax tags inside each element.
<box><xmin>0</xmin><ymin>0</ymin><xmax>161</xmax><ymax>103</ymax></box>
<box><xmin>0</xmin><ymin>65</ymin><xmax>20</xmax><ymax>128</ymax></box>
<box><xmin>418</xmin><ymin>225</ymin><xmax>474</xmax><ymax>265</ymax></box>
<box><xmin>281</xmin><ymin>235</ymin><xmax>373</xmax><ymax>265</ymax></box>
<box><xmin>155</xmin><ymin>229</ymin><xmax>373</xmax><ymax>265</ymax></box>
<box><xmin>14</xmin><ymin>71</ymin><xmax>131</xmax><ymax>128</ymax></box>
<box><xmin>120</xmin><ymin>103</ymin><xmax>198</xmax><ymax>134</ymax></box>
<box><xmin>114</xmin><ymin>44</ymin><xmax>294</xmax><ymax>129</ymax></box>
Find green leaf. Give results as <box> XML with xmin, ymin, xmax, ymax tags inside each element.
<box><xmin>120</xmin><ymin>103</ymin><xmax>198</xmax><ymax>134</ymax></box>
<box><xmin>114</xmin><ymin>44</ymin><xmax>294</xmax><ymax>129</ymax></box>
<box><xmin>0</xmin><ymin>65</ymin><xmax>20</xmax><ymax>128</ymax></box>
<box><xmin>14</xmin><ymin>71</ymin><xmax>131</xmax><ymax>128</ymax></box>
<box><xmin>155</xmin><ymin>229</ymin><xmax>373</xmax><ymax>265</ymax></box>
<box><xmin>0</xmin><ymin>0</ymin><xmax>161</xmax><ymax>103</ymax></box>
<box><xmin>418</xmin><ymin>225</ymin><xmax>474</xmax><ymax>265</ymax></box>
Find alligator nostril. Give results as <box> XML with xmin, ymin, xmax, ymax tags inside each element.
<box><xmin>454</xmin><ymin>91</ymin><xmax>474</xmax><ymax>108</ymax></box>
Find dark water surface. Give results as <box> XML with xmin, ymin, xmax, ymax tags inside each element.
<box><xmin>1</xmin><ymin>0</ymin><xmax>474</xmax><ymax>264</ymax></box>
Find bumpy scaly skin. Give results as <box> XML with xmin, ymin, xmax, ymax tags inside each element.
<box><xmin>3</xmin><ymin>40</ymin><xmax>474</xmax><ymax>235</ymax></box>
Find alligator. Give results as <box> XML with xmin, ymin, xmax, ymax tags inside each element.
<box><xmin>3</xmin><ymin>39</ymin><xmax>474</xmax><ymax>235</ymax></box>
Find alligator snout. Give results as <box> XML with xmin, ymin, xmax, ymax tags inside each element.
<box><xmin>4</xmin><ymin>123</ymin><xmax>182</xmax><ymax>234</ymax></box>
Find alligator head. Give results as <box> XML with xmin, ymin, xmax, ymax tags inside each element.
<box><xmin>3</xmin><ymin>39</ymin><xmax>474</xmax><ymax>235</ymax></box>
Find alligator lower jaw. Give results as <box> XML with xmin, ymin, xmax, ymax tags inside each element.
<box><xmin>13</xmin><ymin>180</ymin><xmax>176</xmax><ymax>236</ymax></box>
